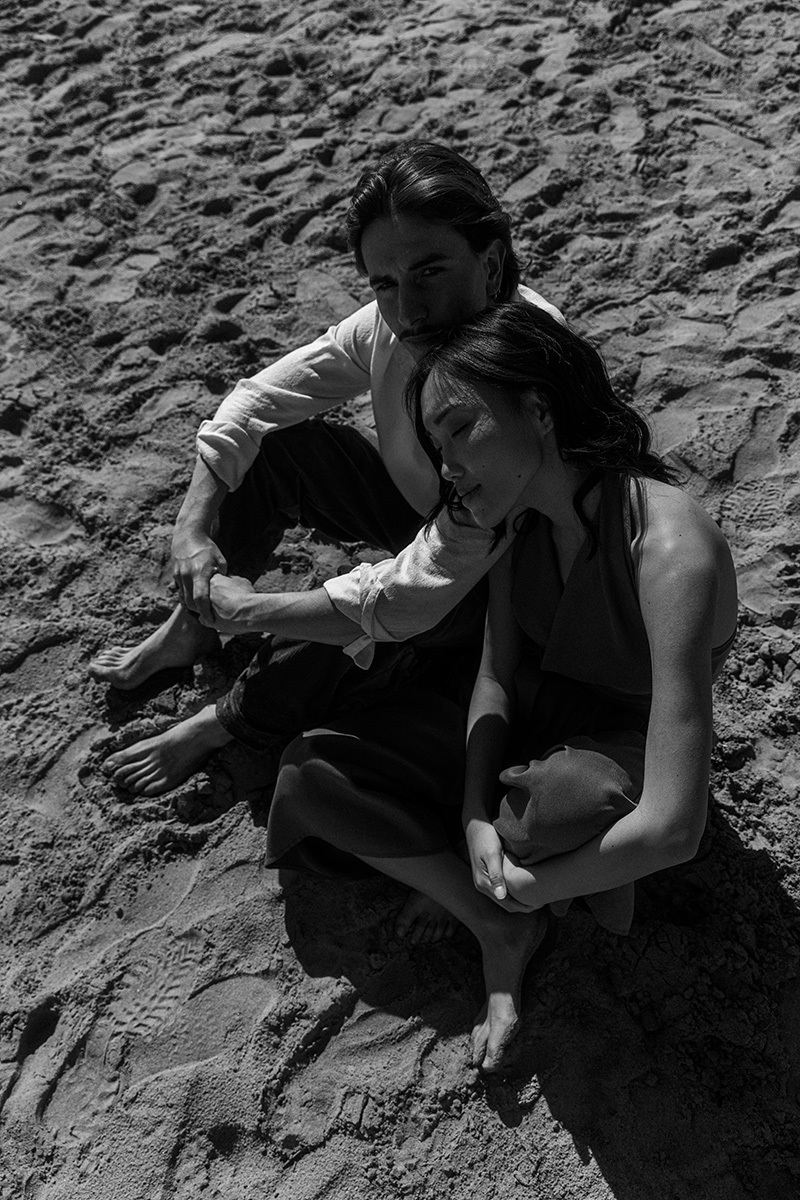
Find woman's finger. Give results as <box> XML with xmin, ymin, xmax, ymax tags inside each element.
<box><xmin>483</xmin><ymin>844</ymin><xmax>507</xmax><ymax>900</ymax></box>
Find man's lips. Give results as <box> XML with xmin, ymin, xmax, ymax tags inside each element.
<box><xmin>399</xmin><ymin>326</ymin><xmax>439</xmax><ymax>342</ymax></box>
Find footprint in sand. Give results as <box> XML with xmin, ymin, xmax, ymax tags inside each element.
<box><xmin>0</xmin><ymin>496</ymin><xmax>84</xmax><ymax>546</ymax></box>
<box><xmin>38</xmin><ymin>934</ymin><xmax>205</xmax><ymax>1148</ymax></box>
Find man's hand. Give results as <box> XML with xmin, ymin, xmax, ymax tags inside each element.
<box><xmin>172</xmin><ymin>529</ymin><xmax>228</xmax><ymax>624</ymax></box>
<box><xmin>206</xmin><ymin>574</ymin><xmax>260</xmax><ymax>632</ymax></box>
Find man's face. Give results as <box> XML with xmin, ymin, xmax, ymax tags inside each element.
<box><xmin>360</xmin><ymin>213</ymin><xmax>504</xmax><ymax>359</ymax></box>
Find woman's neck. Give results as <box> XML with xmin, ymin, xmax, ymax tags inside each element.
<box><xmin>517</xmin><ymin>454</ymin><xmax>600</xmax><ymax>538</ymax></box>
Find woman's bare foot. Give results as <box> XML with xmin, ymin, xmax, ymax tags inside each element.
<box><xmin>395</xmin><ymin>890</ymin><xmax>458</xmax><ymax>944</ymax></box>
<box><xmin>89</xmin><ymin>605</ymin><xmax>220</xmax><ymax>690</ymax></box>
<box><xmin>102</xmin><ymin>705</ymin><xmax>232</xmax><ymax>796</ymax></box>
<box><xmin>472</xmin><ymin>909</ymin><xmax>551</xmax><ymax>1072</ymax></box>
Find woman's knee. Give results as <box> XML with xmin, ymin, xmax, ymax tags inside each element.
<box><xmin>505</xmin><ymin>743</ymin><xmax>633</xmax><ymax>797</ymax></box>
<box><xmin>496</xmin><ymin>745</ymin><xmax>638</xmax><ymax>857</ymax></box>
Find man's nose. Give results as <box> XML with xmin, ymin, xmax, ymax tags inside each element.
<box><xmin>397</xmin><ymin>281</ymin><xmax>426</xmax><ymax>327</ymax></box>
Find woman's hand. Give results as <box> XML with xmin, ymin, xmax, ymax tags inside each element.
<box><xmin>501</xmin><ymin>852</ymin><xmax>545</xmax><ymax>911</ymax></box>
<box><xmin>172</xmin><ymin>528</ymin><xmax>228</xmax><ymax>624</ymax></box>
<box><xmin>463</xmin><ymin>818</ymin><xmax>529</xmax><ymax>909</ymax></box>
<box><xmin>207</xmin><ymin>574</ymin><xmax>258</xmax><ymax>632</ymax></box>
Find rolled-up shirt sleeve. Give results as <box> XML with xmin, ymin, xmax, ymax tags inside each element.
<box><xmin>323</xmin><ymin>510</ymin><xmax>507</xmax><ymax>666</ymax></box>
<box><xmin>196</xmin><ymin>303</ymin><xmax>379</xmax><ymax>491</ymax></box>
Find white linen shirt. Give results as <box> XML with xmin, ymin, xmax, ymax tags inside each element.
<box><xmin>196</xmin><ymin>285</ymin><xmax>563</xmax><ymax>665</ymax></box>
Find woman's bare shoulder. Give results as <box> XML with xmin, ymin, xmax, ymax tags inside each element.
<box><xmin>632</xmin><ymin>477</ymin><xmax>729</xmax><ymax>559</ymax></box>
<box><xmin>631</xmin><ymin>476</ymin><xmax>738</xmax><ymax>643</ymax></box>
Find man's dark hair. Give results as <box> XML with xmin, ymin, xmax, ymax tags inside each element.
<box><xmin>346</xmin><ymin>141</ymin><xmax>521</xmax><ymax>300</ymax></box>
<box><xmin>405</xmin><ymin>301</ymin><xmax>678</xmax><ymax>549</ymax></box>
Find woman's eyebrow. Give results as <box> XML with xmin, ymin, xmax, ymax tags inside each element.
<box><xmin>429</xmin><ymin>402</ymin><xmax>458</xmax><ymax>428</ymax></box>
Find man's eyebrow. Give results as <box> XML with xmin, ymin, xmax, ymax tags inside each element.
<box><xmin>410</xmin><ymin>251</ymin><xmax>448</xmax><ymax>271</ymax></box>
<box><xmin>367</xmin><ymin>252</ymin><xmax>449</xmax><ymax>287</ymax></box>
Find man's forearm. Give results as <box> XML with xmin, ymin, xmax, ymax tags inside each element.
<box><xmin>211</xmin><ymin>580</ymin><xmax>364</xmax><ymax>646</ymax></box>
<box><xmin>175</xmin><ymin>456</ymin><xmax>230</xmax><ymax>536</ymax></box>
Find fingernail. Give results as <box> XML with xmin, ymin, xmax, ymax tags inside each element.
<box><xmin>493</xmin><ymin>886</ymin><xmax>506</xmax><ymax>899</ymax></box>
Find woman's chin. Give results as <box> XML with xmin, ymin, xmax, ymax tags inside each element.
<box><xmin>460</xmin><ymin>489</ymin><xmax>515</xmax><ymax>530</ymax></box>
<box><xmin>464</xmin><ymin>505</ymin><xmax>501</xmax><ymax>531</ymax></box>
<box><xmin>462</xmin><ymin>502</ymin><xmax>485</xmax><ymax>526</ymax></box>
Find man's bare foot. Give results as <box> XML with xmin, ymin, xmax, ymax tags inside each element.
<box><xmin>472</xmin><ymin>909</ymin><xmax>552</xmax><ymax>1072</ymax></box>
<box><xmin>395</xmin><ymin>890</ymin><xmax>458</xmax><ymax>944</ymax></box>
<box><xmin>102</xmin><ymin>705</ymin><xmax>232</xmax><ymax>796</ymax></box>
<box><xmin>89</xmin><ymin>605</ymin><xmax>220</xmax><ymax>690</ymax></box>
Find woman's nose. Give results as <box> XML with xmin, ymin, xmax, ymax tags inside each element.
<box><xmin>440</xmin><ymin>457</ymin><xmax>462</xmax><ymax>482</ymax></box>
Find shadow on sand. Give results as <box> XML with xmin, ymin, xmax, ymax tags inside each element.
<box><xmin>279</xmin><ymin>796</ymin><xmax>800</xmax><ymax>1198</ymax></box>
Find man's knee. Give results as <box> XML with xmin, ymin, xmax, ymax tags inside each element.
<box><xmin>277</xmin><ymin>726</ymin><xmax>358</xmax><ymax>785</ymax></box>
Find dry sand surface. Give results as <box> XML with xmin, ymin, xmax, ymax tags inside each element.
<box><xmin>1</xmin><ymin>0</ymin><xmax>799</xmax><ymax>1196</ymax></box>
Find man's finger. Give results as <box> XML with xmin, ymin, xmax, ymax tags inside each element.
<box><xmin>192</xmin><ymin>579</ymin><xmax>215</xmax><ymax>625</ymax></box>
<box><xmin>181</xmin><ymin>584</ymin><xmax>198</xmax><ymax>614</ymax></box>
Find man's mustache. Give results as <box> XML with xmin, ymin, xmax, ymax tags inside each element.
<box><xmin>398</xmin><ymin>325</ymin><xmax>441</xmax><ymax>341</ymax></box>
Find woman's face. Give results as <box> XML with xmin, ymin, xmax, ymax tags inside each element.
<box><xmin>420</xmin><ymin>373</ymin><xmax>549</xmax><ymax>529</ymax></box>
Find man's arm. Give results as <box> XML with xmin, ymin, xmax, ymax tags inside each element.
<box><xmin>322</xmin><ymin>508</ymin><xmax>508</xmax><ymax>663</ymax></box>
<box><xmin>171</xmin><ymin>457</ymin><xmax>231</xmax><ymax>624</ymax></box>
<box><xmin>206</xmin><ymin>573</ymin><xmax>368</xmax><ymax>645</ymax></box>
<box><xmin>195</xmin><ymin>304</ymin><xmax>378</xmax><ymax>490</ymax></box>
<box><xmin>172</xmin><ymin>304</ymin><xmax>379</xmax><ymax>621</ymax></box>
<box><xmin>203</xmin><ymin>508</ymin><xmax>508</xmax><ymax>659</ymax></box>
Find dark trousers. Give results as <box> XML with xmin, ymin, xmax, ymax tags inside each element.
<box><xmin>212</xmin><ymin>420</ymin><xmax>485</xmax><ymax>749</ymax></box>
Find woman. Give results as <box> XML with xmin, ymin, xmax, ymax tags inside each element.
<box><xmin>266</xmin><ymin>302</ymin><xmax>738</xmax><ymax>1071</ymax></box>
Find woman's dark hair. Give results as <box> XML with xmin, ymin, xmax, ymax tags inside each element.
<box><xmin>405</xmin><ymin>301</ymin><xmax>678</xmax><ymax>549</ymax></box>
<box><xmin>346</xmin><ymin>141</ymin><xmax>521</xmax><ymax>301</ymax></box>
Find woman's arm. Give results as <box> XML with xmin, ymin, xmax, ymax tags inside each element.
<box><xmin>463</xmin><ymin>549</ymin><xmax>526</xmax><ymax>902</ymax></box>
<box><xmin>503</xmin><ymin>487</ymin><xmax>735</xmax><ymax>908</ymax></box>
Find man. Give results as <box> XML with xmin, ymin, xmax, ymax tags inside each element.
<box><xmin>91</xmin><ymin>142</ymin><xmax>563</xmax><ymax>835</ymax></box>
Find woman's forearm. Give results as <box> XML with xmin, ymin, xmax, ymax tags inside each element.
<box><xmin>504</xmin><ymin>799</ymin><xmax>702</xmax><ymax>908</ymax></box>
<box><xmin>464</xmin><ymin>678</ymin><xmax>512</xmax><ymax>824</ymax></box>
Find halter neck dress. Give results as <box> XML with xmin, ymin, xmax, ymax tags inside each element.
<box><xmin>263</xmin><ymin>472</ymin><xmax>735</xmax><ymax>887</ymax></box>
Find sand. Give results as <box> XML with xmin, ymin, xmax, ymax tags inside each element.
<box><xmin>1</xmin><ymin>0</ymin><xmax>799</xmax><ymax>1195</ymax></box>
